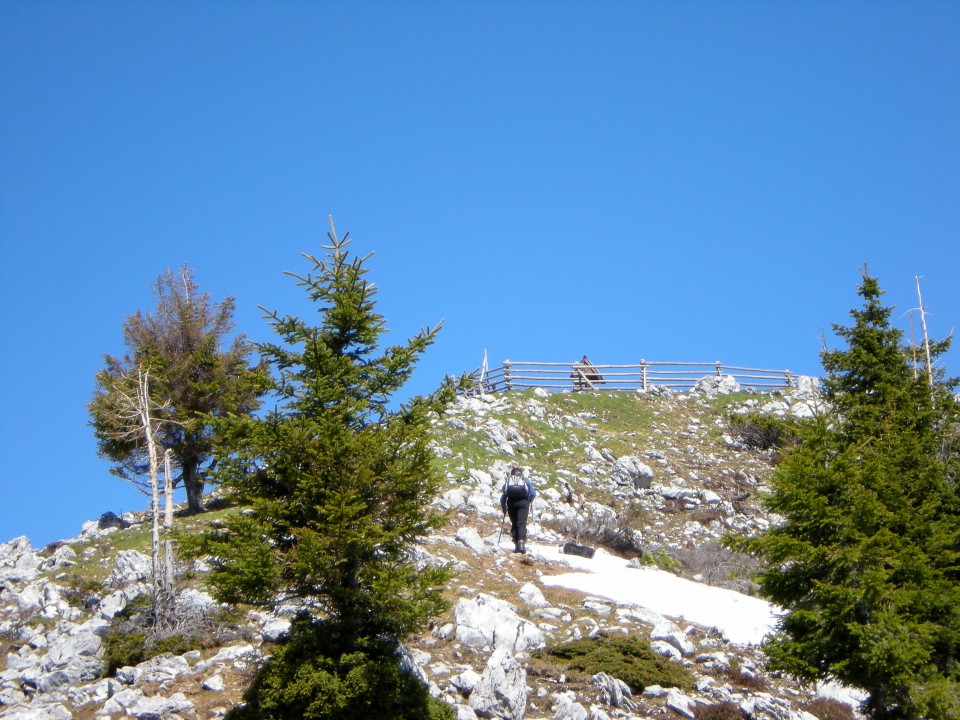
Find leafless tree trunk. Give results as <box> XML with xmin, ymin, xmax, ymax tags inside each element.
<box><xmin>915</xmin><ymin>276</ymin><xmax>934</xmax><ymax>390</ymax></box>
<box><xmin>110</xmin><ymin>368</ymin><xmax>177</xmax><ymax>631</ymax></box>
<box><xmin>160</xmin><ymin>450</ymin><xmax>176</xmax><ymax>625</ymax></box>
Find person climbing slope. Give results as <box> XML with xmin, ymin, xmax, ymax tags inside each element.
<box><xmin>500</xmin><ymin>466</ymin><xmax>536</xmax><ymax>553</ymax></box>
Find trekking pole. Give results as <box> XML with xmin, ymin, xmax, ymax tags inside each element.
<box><xmin>496</xmin><ymin>508</ymin><xmax>507</xmax><ymax>547</ymax></box>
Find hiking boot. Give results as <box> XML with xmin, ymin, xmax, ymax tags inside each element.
<box><xmin>518</xmin><ymin>540</ymin><xmax>526</xmax><ymax>554</ymax></box>
<box><xmin>513</xmin><ymin>542</ymin><xmax>522</xmax><ymax>553</ymax></box>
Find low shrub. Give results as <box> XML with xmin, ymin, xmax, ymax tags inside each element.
<box><xmin>542</xmin><ymin>502</ymin><xmax>646</xmax><ymax>555</ymax></box>
<box><xmin>799</xmin><ymin>697</ymin><xmax>855</xmax><ymax>720</ymax></box>
<box><xmin>693</xmin><ymin>701</ymin><xmax>745</xmax><ymax>720</ymax></box>
<box><xmin>706</xmin><ymin>663</ymin><xmax>768</xmax><ymax>692</ymax></box>
<box><xmin>103</xmin><ymin>595</ymin><xmax>252</xmax><ymax>675</ymax></box>
<box><xmin>636</xmin><ymin>548</ymin><xmax>682</xmax><ymax>574</ymax></box>
<box><xmin>534</xmin><ymin>634</ymin><xmax>693</xmax><ymax>694</ymax></box>
<box><xmin>228</xmin><ymin>616</ymin><xmax>453</xmax><ymax>720</ymax></box>
<box><xmin>727</xmin><ymin>413</ymin><xmax>798</xmax><ymax>451</ymax></box>
<box><xmin>102</xmin><ymin>631</ymin><xmax>148</xmax><ymax>675</ymax></box>
<box><xmin>670</xmin><ymin>541</ymin><xmax>761</xmax><ymax>594</ymax></box>
<box><xmin>59</xmin><ymin>574</ymin><xmax>107</xmax><ymax>609</ymax></box>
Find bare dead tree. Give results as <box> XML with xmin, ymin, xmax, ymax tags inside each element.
<box><xmin>915</xmin><ymin>275</ymin><xmax>934</xmax><ymax>390</ymax></box>
<box><xmin>103</xmin><ymin>367</ymin><xmax>177</xmax><ymax>631</ymax></box>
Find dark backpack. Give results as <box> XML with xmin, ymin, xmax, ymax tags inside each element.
<box><xmin>505</xmin><ymin>474</ymin><xmax>528</xmax><ymax>500</ymax></box>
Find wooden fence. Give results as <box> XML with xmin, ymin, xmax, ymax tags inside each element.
<box><xmin>474</xmin><ymin>360</ymin><xmax>801</xmax><ymax>395</ymax></box>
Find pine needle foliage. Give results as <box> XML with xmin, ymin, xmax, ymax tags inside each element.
<box><xmin>227</xmin><ymin>615</ymin><xmax>454</xmax><ymax>720</ymax></box>
<box><xmin>183</xmin><ymin>225</ymin><xmax>455</xmax><ymax>648</ymax></box>
<box><xmin>731</xmin><ymin>272</ymin><xmax>960</xmax><ymax>720</ymax></box>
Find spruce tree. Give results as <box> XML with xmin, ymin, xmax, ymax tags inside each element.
<box><xmin>736</xmin><ymin>272</ymin><xmax>960</xmax><ymax>719</ymax></box>
<box><xmin>182</xmin><ymin>224</ymin><xmax>456</xmax><ymax>718</ymax></box>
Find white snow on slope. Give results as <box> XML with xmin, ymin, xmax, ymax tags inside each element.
<box><xmin>533</xmin><ymin>544</ymin><xmax>868</xmax><ymax>710</ymax></box>
<box><xmin>534</xmin><ymin>544</ymin><xmax>780</xmax><ymax>646</ymax></box>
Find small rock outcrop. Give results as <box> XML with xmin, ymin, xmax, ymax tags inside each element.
<box><xmin>468</xmin><ymin>648</ymin><xmax>527</xmax><ymax>719</ymax></box>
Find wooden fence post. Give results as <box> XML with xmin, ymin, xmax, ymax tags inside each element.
<box><xmin>640</xmin><ymin>359</ymin><xmax>648</xmax><ymax>391</ymax></box>
<box><xmin>715</xmin><ymin>361</ymin><xmax>723</xmax><ymax>377</ymax></box>
<box><xmin>504</xmin><ymin>360</ymin><xmax>512</xmax><ymax>392</ymax></box>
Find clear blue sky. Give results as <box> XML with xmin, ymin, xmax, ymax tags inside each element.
<box><xmin>2</xmin><ymin>2</ymin><xmax>958</xmax><ymax>547</ymax></box>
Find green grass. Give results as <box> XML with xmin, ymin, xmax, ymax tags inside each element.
<box><xmin>430</xmin><ymin>389</ymin><xmax>783</xmax><ymax>506</ymax></box>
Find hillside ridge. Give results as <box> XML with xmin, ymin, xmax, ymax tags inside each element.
<box><xmin>1</xmin><ymin>379</ymin><xmax>868</xmax><ymax>720</ymax></box>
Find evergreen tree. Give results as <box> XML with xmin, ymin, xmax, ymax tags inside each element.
<box><xmin>90</xmin><ymin>266</ymin><xmax>269</xmax><ymax>512</ymax></box>
<box><xmin>735</xmin><ymin>272</ymin><xmax>960</xmax><ymax>719</ymax></box>
<box><xmin>181</xmin><ymin>224</ymin><xmax>457</xmax><ymax>718</ymax></box>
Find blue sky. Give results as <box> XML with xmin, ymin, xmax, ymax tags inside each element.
<box><xmin>2</xmin><ymin>2</ymin><xmax>958</xmax><ymax>547</ymax></box>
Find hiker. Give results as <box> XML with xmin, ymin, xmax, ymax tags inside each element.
<box><xmin>500</xmin><ymin>466</ymin><xmax>536</xmax><ymax>553</ymax></box>
<box><xmin>571</xmin><ymin>354</ymin><xmax>604</xmax><ymax>390</ymax></box>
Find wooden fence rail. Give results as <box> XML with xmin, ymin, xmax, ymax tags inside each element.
<box><xmin>474</xmin><ymin>360</ymin><xmax>801</xmax><ymax>395</ymax></box>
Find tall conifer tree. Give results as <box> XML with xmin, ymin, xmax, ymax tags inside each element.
<box><xmin>185</xmin><ymin>222</ymin><xmax>453</xmax><ymax>647</ymax></box>
<box><xmin>736</xmin><ymin>272</ymin><xmax>960</xmax><ymax>719</ymax></box>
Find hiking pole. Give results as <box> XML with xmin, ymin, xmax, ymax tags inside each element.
<box><xmin>496</xmin><ymin>508</ymin><xmax>507</xmax><ymax>547</ymax></box>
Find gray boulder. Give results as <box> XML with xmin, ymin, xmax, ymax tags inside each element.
<box><xmin>133</xmin><ymin>652</ymin><xmax>192</xmax><ymax>684</ymax></box>
<box><xmin>551</xmin><ymin>691</ymin><xmax>588</xmax><ymax>720</ymax></box>
<box><xmin>666</xmin><ymin>689</ymin><xmax>698</xmax><ymax>718</ymax></box>
<box><xmin>128</xmin><ymin>691</ymin><xmax>195</xmax><ymax>719</ymax></box>
<box><xmin>651</xmin><ymin>621</ymin><xmax>695</xmax><ymax>657</ymax></box>
<box><xmin>592</xmin><ymin>672</ymin><xmax>635</xmax><ymax>710</ymax></box>
<box><xmin>261</xmin><ymin>617</ymin><xmax>292</xmax><ymax>642</ymax></box>
<box><xmin>650</xmin><ymin>640</ymin><xmax>682</xmax><ymax>661</ymax></box>
<box><xmin>455</xmin><ymin>705</ymin><xmax>480</xmax><ymax>720</ymax></box>
<box><xmin>454</xmin><ymin>594</ymin><xmax>545</xmax><ymax>654</ymax></box>
<box><xmin>792</xmin><ymin>375</ymin><xmax>821</xmax><ymax>400</ymax></box>
<box><xmin>100</xmin><ymin>687</ymin><xmax>145</xmax><ymax>715</ymax></box>
<box><xmin>449</xmin><ymin>668</ymin><xmax>483</xmax><ymax>694</ymax></box>
<box><xmin>468</xmin><ymin>648</ymin><xmax>526</xmax><ymax>719</ymax></box>
<box><xmin>108</xmin><ymin>550</ymin><xmax>152</xmax><ymax>586</ymax></box>
<box><xmin>0</xmin><ymin>536</ymin><xmax>39</xmax><ymax>583</ymax></box>
<box><xmin>610</xmin><ymin>456</ymin><xmax>654</xmax><ymax>489</ymax></box>
<box><xmin>0</xmin><ymin>703</ymin><xmax>73</xmax><ymax>719</ymax></box>
<box><xmin>97</xmin><ymin>590</ymin><xmax>128</xmax><ymax>619</ymax></box>
<box><xmin>518</xmin><ymin>582</ymin><xmax>549</xmax><ymax>608</ymax></box>
<box><xmin>693</xmin><ymin>374</ymin><xmax>740</xmax><ymax>396</ymax></box>
<box><xmin>455</xmin><ymin>526</ymin><xmax>490</xmax><ymax>555</ymax></box>
<box><xmin>97</xmin><ymin>511</ymin><xmax>130</xmax><ymax>530</ymax></box>
<box><xmin>40</xmin><ymin>544</ymin><xmax>76</xmax><ymax>571</ymax></box>
<box><xmin>40</xmin><ymin>629</ymin><xmax>102</xmax><ymax>685</ymax></box>
<box><xmin>202</xmin><ymin>674</ymin><xmax>226</xmax><ymax>692</ymax></box>
<box><xmin>741</xmin><ymin>692</ymin><xmax>796</xmax><ymax>720</ymax></box>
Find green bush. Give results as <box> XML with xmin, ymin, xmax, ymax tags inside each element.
<box><xmin>228</xmin><ymin>616</ymin><xmax>453</xmax><ymax>720</ymax></box>
<box><xmin>693</xmin><ymin>701</ymin><xmax>745</xmax><ymax>720</ymax></box>
<box><xmin>59</xmin><ymin>575</ymin><xmax>106</xmax><ymax>609</ymax></box>
<box><xmin>535</xmin><ymin>634</ymin><xmax>693</xmax><ymax>694</ymax></box>
<box><xmin>638</xmin><ymin>548</ymin><xmax>682</xmax><ymax>573</ymax></box>
<box><xmin>103</xmin><ymin>631</ymin><xmax>148</xmax><ymax>675</ymax></box>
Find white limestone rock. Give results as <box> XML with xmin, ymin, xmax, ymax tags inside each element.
<box><xmin>0</xmin><ymin>536</ymin><xmax>39</xmax><ymax>583</ymax></box>
<box><xmin>454</xmin><ymin>593</ymin><xmax>545</xmax><ymax>654</ymax></box>
<box><xmin>468</xmin><ymin>648</ymin><xmax>526</xmax><ymax>720</ymax></box>
<box><xmin>108</xmin><ymin>550</ymin><xmax>152</xmax><ymax>586</ymax></box>
<box><xmin>665</xmin><ymin>689</ymin><xmax>697</xmax><ymax>718</ymax></box>
<box><xmin>611</xmin><ymin>456</ymin><xmax>655</xmax><ymax>489</ymax></box>
<box><xmin>455</xmin><ymin>526</ymin><xmax>490</xmax><ymax>555</ymax></box>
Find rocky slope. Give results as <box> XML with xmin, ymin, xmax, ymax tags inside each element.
<box><xmin>0</xmin><ymin>377</ymin><xmax>866</xmax><ymax>720</ymax></box>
